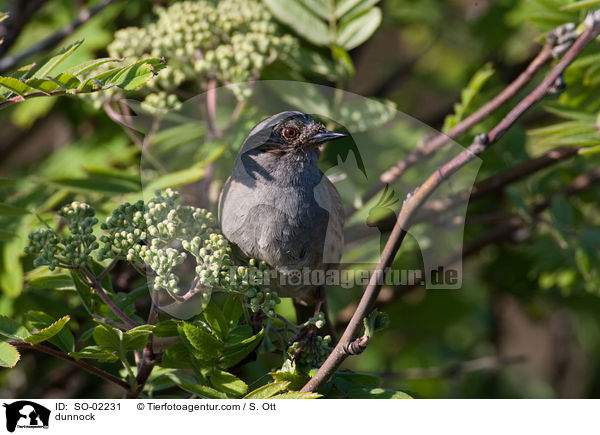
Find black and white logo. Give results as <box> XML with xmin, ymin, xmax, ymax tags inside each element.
<box><xmin>3</xmin><ymin>401</ymin><xmax>50</xmax><ymax>432</ymax></box>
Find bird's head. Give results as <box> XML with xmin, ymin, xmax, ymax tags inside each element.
<box><xmin>243</xmin><ymin>111</ymin><xmax>346</xmax><ymax>156</ymax></box>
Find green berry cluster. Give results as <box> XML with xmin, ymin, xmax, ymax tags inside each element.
<box><xmin>303</xmin><ymin>311</ymin><xmax>326</xmax><ymax>330</ymax></box>
<box><xmin>287</xmin><ymin>335</ymin><xmax>333</xmax><ymax>368</ymax></box>
<box><xmin>25</xmin><ymin>189</ymin><xmax>280</xmax><ymax>317</ymax></box>
<box><xmin>106</xmin><ymin>0</ymin><xmax>297</xmax><ymax>106</ymax></box>
<box><xmin>25</xmin><ymin>202</ymin><xmax>99</xmax><ymax>270</ymax></box>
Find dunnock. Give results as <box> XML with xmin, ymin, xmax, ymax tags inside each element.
<box><xmin>219</xmin><ymin>111</ymin><xmax>346</xmax><ymax>307</ymax></box>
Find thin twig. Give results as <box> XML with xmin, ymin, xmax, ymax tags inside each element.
<box><xmin>0</xmin><ymin>0</ymin><xmax>123</xmax><ymax>72</ymax></box>
<box><xmin>80</xmin><ymin>266</ymin><xmax>138</xmax><ymax>329</ymax></box>
<box><xmin>9</xmin><ymin>340</ymin><xmax>130</xmax><ymax>391</ymax></box>
<box><xmin>351</xmin><ymin>43</ymin><xmax>554</xmax><ymax>216</ymax></box>
<box><xmin>302</xmin><ymin>14</ymin><xmax>600</xmax><ymax>393</ymax></box>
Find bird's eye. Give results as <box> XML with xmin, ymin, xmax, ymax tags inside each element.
<box><xmin>283</xmin><ymin>127</ymin><xmax>297</xmax><ymax>139</ymax></box>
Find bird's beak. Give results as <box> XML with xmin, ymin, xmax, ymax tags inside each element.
<box><xmin>312</xmin><ymin>130</ymin><xmax>346</xmax><ymax>144</ymax></box>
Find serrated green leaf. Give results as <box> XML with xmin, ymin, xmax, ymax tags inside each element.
<box><xmin>337</xmin><ymin>7</ymin><xmax>382</xmax><ymax>50</ymax></box>
<box><xmin>108</xmin><ymin>59</ymin><xmax>166</xmax><ymax>91</ymax></box>
<box><xmin>211</xmin><ymin>370</ymin><xmax>248</xmax><ymax>397</ymax></box>
<box><xmin>71</xmin><ymin>271</ymin><xmax>94</xmax><ymax>313</ymax></box>
<box><xmin>32</xmin><ymin>40</ymin><xmax>83</xmax><ymax>79</ymax></box>
<box><xmin>25</xmin><ymin>78</ymin><xmax>59</xmax><ymax>94</ymax></box>
<box><xmin>24</xmin><ymin>311</ymin><xmax>74</xmax><ymax>353</ymax></box>
<box><xmin>202</xmin><ymin>302</ymin><xmax>228</xmax><ymax>340</ymax></box>
<box><xmin>153</xmin><ymin>320</ymin><xmax>180</xmax><ymax>337</ymax></box>
<box><xmin>264</xmin><ymin>0</ymin><xmax>330</xmax><ymax>46</ymax></box>
<box><xmin>223</xmin><ymin>295</ymin><xmax>243</xmax><ymax>328</ymax></box>
<box><xmin>63</xmin><ymin>57</ymin><xmax>122</xmax><ymax>76</ymax></box>
<box><xmin>0</xmin><ymin>77</ymin><xmax>34</xmax><ymax>96</ymax></box>
<box><xmin>0</xmin><ymin>203</ymin><xmax>29</xmax><ymax>216</ymax></box>
<box><xmin>69</xmin><ymin>346</ymin><xmax>119</xmax><ymax>362</ymax></box>
<box><xmin>24</xmin><ymin>315</ymin><xmax>70</xmax><ymax>344</ymax></box>
<box><xmin>220</xmin><ymin>328</ymin><xmax>263</xmax><ymax>369</ymax></box>
<box><xmin>0</xmin><ymin>341</ymin><xmax>20</xmax><ymax>368</ymax></box>
<box><xmin>93</xmin><ymin>324</ymin><xmax>122</xmax><ymax>350</ymax></box>
<box><xmin>244</xmin><ymin>381</ymin><xmax>290</xmax><ymax>399</ymax></box>
<box><xmin>52</xmin><ymin>73</ymin><xmax>81</xmax><ymax>90</ymax></box>
<box><xmin>178</xmin><ymin>322</ymin><xmax>223</xmax><ymax>366</ymax></box>
<box><xmin>167</xmin><ymin>372</ymin><xmax>228</xmax><ymax>398</ymax></box>
<box><xmin>122</xmin><ymin>325</ymin><xmax>154</xmax><ymax>351</ymax></box>
<box><xmin>161</xmin><ymin>342</ymin><xmax>194</xmax><ymax>369</ymax></box>
<box><xmin>0</xmin><ymin>315</ymin><xmax>29</xmax><ymax>340</ymax></box>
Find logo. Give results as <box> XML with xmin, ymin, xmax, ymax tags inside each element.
<box><xmin>3</xmin><ymin>401</ymin><xmax>50</xmax><ymax>432</ymax></box>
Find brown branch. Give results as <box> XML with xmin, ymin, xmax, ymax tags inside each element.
<box><xmin>336</xmin><ymin>166</ymin><xmax>600</xmax><ymax>327</ymax></box>
<box><xmin>302</xmin><ymin>14</ymin><xmax>600</xmax><ymax>393</ymax></box>
<box><xmin>0</xmin><ymin>0</ymin><xmax>123</xmax><ymax>72</ymax></box>
<box><xmin>0</xmin><ymin>1</ymin><xmax>48</xmax><ymax>57</ymax></box>
<box><xmin>80</xmin><ymin>266</ymin><xmax>138</xmax><ymax>329</ymax></box>
<box><xmin>9</xmin><ymin>340</ymin><xmax>130</xmax><ymax>391</ymax></box>
<box><xmin>352</xmin><ymin>43</ymin><xmax>554</xmax><ymax>217</ymax></box>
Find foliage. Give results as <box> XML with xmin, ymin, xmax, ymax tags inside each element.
<box><xmin>0</xmin><ymin>40</ymin><xmax>166</xmax><ymax>108</ymax></box>
<box><xmin>0</xmin><ymin>0</ymin><xmax>599</xmax><ymax>400</ymax></box>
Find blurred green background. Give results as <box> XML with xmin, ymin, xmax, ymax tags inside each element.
<box><xmin>0</xmin><ymin>0</ymin><xmax>599</xmax><ymax>398</ymax></box>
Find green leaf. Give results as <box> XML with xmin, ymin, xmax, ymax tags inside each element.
<box><xmin>202</xmin><ymin>302</ymin><xmax>228</xmax><ymax>340</ymax></box>
<box><xmin>443</xmin><ymin>63</ymin><xmax>495</xmax><ymax>133</ymax></box>
<box><xmin>264</xmin><ymin>0</ymin><xmax>330</xmax><ymax>46</ymax></box>
<box><xmin>244</xmin><ymin>381</ymin><xmax>290</xmax><ymax>399</ymax></box>
<box><xmin>153</xmin><ymin>320</ymin><xmax>180</xmax><ymax>337</ymax></box>
<box><xmin>211</xmin><ymin>370</ymin><xmax>248</xmax><ymax>397</ymax></box>
<box><xmin>220</xmin><ymin>328</ymin><xmax>263</xmax><ymax>369</ymax></box>
<box><xmin>0</xmin><ymin>341</ymin><xmax>20</xmax><ymax>368</ymax></box>
<box><xmin>50</xmin><ymin>176</ymin><xmax>141</xmax><ymax>194</ymax></box>
<box><xmin>70</xmin><ymin>346</ymin><xmax>119</xmax><ymax>362</ymax></box>
<box><xmin>0</xmin><ymin>315</ymin><xmax>29</xmax><ymax>340</ymax></box>
<box><xmin>27</xmin><ymin>274</ymin><xmax>73</xmax><ymax>289</ymax></box>
<box><xmin>223</xmin><ymin>295</ymin><xmax>244</xmax><ymax>328</ymax></box>
<box><xmin>178</xmin><ymin>322</ymin><xmax>223</xmax><ymax>366</ymax></box>
<box><xmin>299</xmin><ymin>0</ymin><xmax>331</xmax><ymax>20</ymax></box>
<box><xmin>337</xmin><ymin>7</ymin><xmax>382</xmax><ymax>50</ymax></box>
<box><xmin>560</xmin><ymin>0</ymin><xmax>600</xmax><ymax>10</ymax></box>
<box><xmin>271</xmin><ymin>391</ymin><xmax>322</xmax><ymax>399</ymax></box>
<box><xmin>52</xmin><ymin>73</ymin><xmax>81</xmax><ymax>90</ymax></box>
<box><xmin>122</xmin><ymin>325</ymin><xmax>154</xmax><ymax>351</ymax></box>
<box><xmin>161</xmin><ymin>342</ymin><xmax>194</xmax><ymax>369</ymax></box>
<box><xmin>336</xmin><ymin>0</ymin><xmax>365</xmax><ymax>18</ymax></box>
<box><xmin>32</xmin><ymin>40</ymin><xmax>83</xmax><ymax>78</ymax></box>
<box><xmin>93</xmin><ymin>324</ymin><xmax>122</xmax><ymax>350</ymax></box>
<box><xmin>0</xmin><ymin>203</ymin><xmax>29</xmax><ymax>216</ymax></box>
<box><xmin>108</xmin><ymin>59</ymin><xmax>166</xmax><ymax>90</ymax></box>
<box><xmin>24</xmin><ymin>311</ymin><xmax>74</xmax><ymax>353</ymax></box>
<box><xmin>24</xmin><ymin>315</ymin><xmax>70</xmax><ymax>344</ymax></box>
<box><xmin>143</xmin><ymin>166</ymin><xmax>206</xmax><ymax>192</ymax></box>
<box><xmin>25</xmin><ymin>78</ymin><xmax>59</xmax><ymax>94</ymax></box>
<box><xmin>167</xmin><ymin>372</ymin><xmax>228</xmax><ymax>398</ymax></box>
<box><xmin>0</xmin><ymin>77</ymin><xmax>34</xmax><ymax>97</ymax></box>
<box><xmin>71</xmin><ymin>271</ymin><xmax>94</xmax><ymax>313</ymax></box>
<box><xmin>63</xmin><ymin>57</ymin><xmax>122</xmax><ymax>76</ymax></box>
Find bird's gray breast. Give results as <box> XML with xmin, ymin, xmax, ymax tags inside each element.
<box><xmin>219</xmin><ymin>151</ymin><xmax>343</xmax><ymax>271</ymax></box>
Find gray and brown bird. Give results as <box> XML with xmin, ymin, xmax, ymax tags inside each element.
<box><xmin>218</xmin><ymin>111</ymin><xmax>346</xmax><ymax>316</ymax></box>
